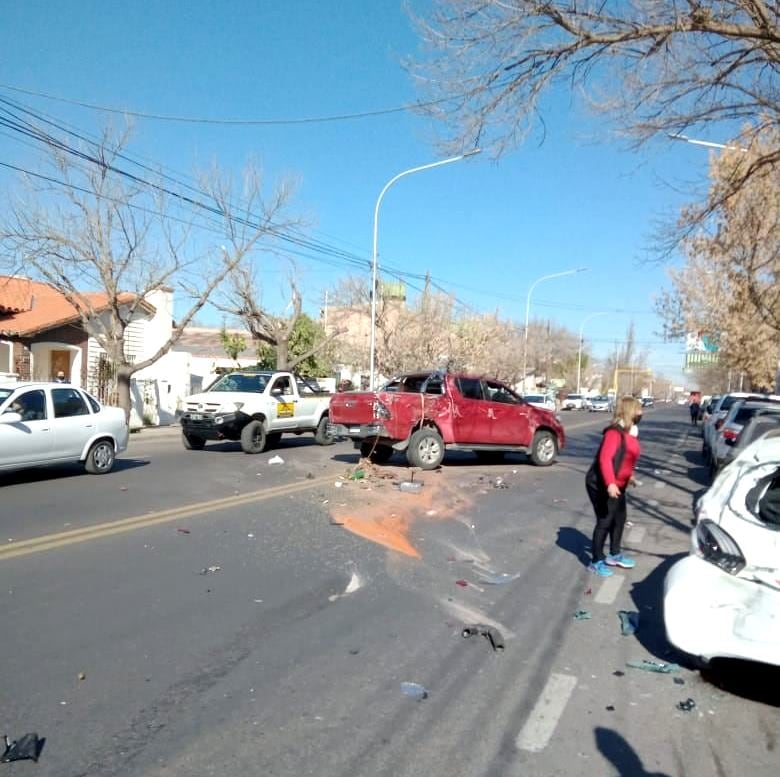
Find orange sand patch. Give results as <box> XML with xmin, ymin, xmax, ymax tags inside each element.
<box><xmin>330</xmin><ymin>468</ymin><xmax>475</xmax><ymax>558</ymax></box>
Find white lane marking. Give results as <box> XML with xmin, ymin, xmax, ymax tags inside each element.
<box><xmin>594</xmin><ymin>574</ymin><xmax>625</xmax><ymax>604</ymax></box>
<box><xmin>627</xmin><ymin>526</ymin><xmax>646</xmax><ymax>544</ymax></box>
<box><xmin>516</xmin><ymin>673</ymin><xmax>578</xmax><ymax>752</ymax></box>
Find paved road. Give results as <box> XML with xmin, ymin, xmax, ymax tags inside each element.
<box><xmin>1</xmin><ymin>406</ymin><xmax>777</xmax><ymax>776</ymax></box>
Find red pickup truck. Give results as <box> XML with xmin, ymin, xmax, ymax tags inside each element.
<box><xmin>328</xmin><ymin>371</ymin><xmax>565</xmax><ymax>470</ymax></box>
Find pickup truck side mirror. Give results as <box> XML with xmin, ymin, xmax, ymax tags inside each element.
<box><xmin>270</xmin><ymin>387</ymin><xmax>284</xmax><ymax>396</ymax></box>
<box><xmin>0</xmin><ymin>411</ymin><xmax>23</xmax><ymax>424</ymax></box>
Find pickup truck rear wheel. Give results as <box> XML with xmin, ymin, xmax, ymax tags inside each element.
<box><xmin>406</xmin><ymin>428</ymin><xmax>444</xmax><ymax>470</ymax></box>
<box><xmin>314</xmin><ymin>415</ymin><xmax>335</xmax><ymax>446</ymax></box>
<box><xmin>241</xmin><ymin>419</ymin><xmax>268</xmax><ymax>454</ymax></box>
<box><xmin>530</xmin><ymin>430</ymin><xmax>557</xmax><ymax>466</ymax></box>
<box><xmin>182</xmin><ymin>432</ymin><xmax>206</xmax><ymax>450</ymax></box>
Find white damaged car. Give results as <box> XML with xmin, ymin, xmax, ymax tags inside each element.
<box><xmin>664</xmin><ymin>431</ymin><xmax>780</xmax><ymax>667</ymax></box>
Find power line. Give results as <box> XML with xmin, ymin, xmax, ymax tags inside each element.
<box><xmin>0</xmin><ymin>81</ymin><xmax>459</xmax><ymax>126</ymax></box>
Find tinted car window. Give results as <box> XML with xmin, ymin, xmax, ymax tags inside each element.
<box><xmin>456</xmin><ymin>378</ymin><xmax>484</xmax><ymax>400</ymax></box>
<box><xmin>424</xmin><ymin>376</ymin><xmax>444</xmax><ymax>395</ymax></box>
<box><xmin>86</xmin><ymin>393</ymin><xmax>101</xmax><ymax>413</ymax></box>
<box><xmin>7</xmin><ymin>389</ymin><xmax>47</xmax><ymax>421</ymax></box>
<box><xmin>211</xmin><ymin>373</ymin><xmax>270</xmax><ymax>393</ymax></box>
<box><xmin>52</xmin><ymin>388</ymin><xmax>89</xmax><ymax>418</ymax></box>
<box><xmin>485</xmin><ymin>381</ymin><xmax>520</xmax><ymax>404</ymax></box>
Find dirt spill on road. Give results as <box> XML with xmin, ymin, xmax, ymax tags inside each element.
<box><xmin>329</xmin><ymin>465</ymin><xmax>476</xmax><ymax>558</ymax></box>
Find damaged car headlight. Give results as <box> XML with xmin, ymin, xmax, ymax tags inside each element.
<box><xmin>693</xmin><ymin>519</ymin><xmax>746</xmax><ymax>576</ymax></box>
<box><xmin>373</xmin><ymin>400</ymin><xmax>391</xmax><ymax>420</ymax></box>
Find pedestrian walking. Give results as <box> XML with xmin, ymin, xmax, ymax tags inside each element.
<box><xmin>585</xmin><ymin>396</ymin><xmax>643</xmax><ymax>577</ymax></box>
<box><xmin>689</xmin><ymin>400</ymin><xmax>700</xmax><ymax>426</ymax></box>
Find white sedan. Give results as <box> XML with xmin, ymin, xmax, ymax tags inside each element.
<box><xmin>523</xmin><ymin>394</ymin><xmax>556</xmax><ymax>412</ymax></box>
<box><xmin>664</xmin><ymin>431</ymin><xmax>780</xmax><ymax>667</ymax></box>
<box><xmin>0</xmin><ymin>383</ymin><xmax>128</xmax><ymax>477</ymax></box>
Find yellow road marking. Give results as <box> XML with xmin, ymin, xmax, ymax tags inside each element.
<box><xmin>0</xmin><ymin>474</ymin><xmax>333</xmax><ymax>561</ymax></box>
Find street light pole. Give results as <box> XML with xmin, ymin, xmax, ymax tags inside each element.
<box><xmin>368</xmin><ymin>149</ymin><xmax>480</xmax><ymax>390</ymax></box>
<box><xmin>577</xmin><ymin>311</ymin><xmax>609</xmax><ymax>394</ymax></box>
<box><xmin>668</xmin><ymin>133</ymin><xmax>748</xmax><ymax>153</ymax></box>
<box><xmin>521</xmin><ymin>267</ymin><xmax>588</xmax><ymax>395</ymax></box>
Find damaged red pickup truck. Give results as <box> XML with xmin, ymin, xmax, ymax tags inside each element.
<box><xmin>328</xmin><ymin>371</ymin><xmax>565</xmax><ymax>470</ymax></box>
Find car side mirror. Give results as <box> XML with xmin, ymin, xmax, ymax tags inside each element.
<box><xmin>271</xmin><ymin>387</ymin><xmax>283</xmax><ymax>396</ymax></box>
<box><xmin>0</xmin><ymin>411</ymin><xmax>23</xmax><ymax>424</ymax></box>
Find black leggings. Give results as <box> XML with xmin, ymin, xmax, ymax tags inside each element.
<box><xmin>586</xmin><ymin>484</ymin><xmax>627</xmax><ymax>562</ymax></box>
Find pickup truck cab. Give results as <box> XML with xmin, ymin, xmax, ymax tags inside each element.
<box><xmin>329</xmin><ymin>371</ymin><xmax>564</xmax><ymax>470</ymax></box>
<box><xmin>180</xmin><ymin>370</ymin><xmax>334</xmax><ymax>453</ymax></box>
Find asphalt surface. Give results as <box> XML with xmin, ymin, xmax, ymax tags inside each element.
<box><xmin>1</xmin><ymin>406</ymin><xmax>778</xmax><ymax>776</ymax></box>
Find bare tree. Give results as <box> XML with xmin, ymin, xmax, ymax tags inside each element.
<box><xmin>657</xmin><ymin>126</ymin><xmax>780</xmax><ymax>387</ymax></box>
<box><xmin>219</xmin><ymin>266</ymin><xmax>344</xmax><ymax>372</ymax></box>
<box><xmin>0</xmin><ymin>129</ymin><xmax>292</xmax><ymax>418</ymax></box>
<box><xmin>411</xmin><ymin>1</ymin><xmax>779</xmax><ymax>204</ymax></box>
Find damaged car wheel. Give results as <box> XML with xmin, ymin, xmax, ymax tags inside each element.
<box><xmin>406</xmin><ymin>427</ymin><xmax>444</xmax><ymax>470</ymax></box>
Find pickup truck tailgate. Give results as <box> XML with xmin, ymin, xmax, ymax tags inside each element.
<box><xmin>329</xmin><ymin>392</ymin><xmax>379</xmax><ymax>424</ymax></box>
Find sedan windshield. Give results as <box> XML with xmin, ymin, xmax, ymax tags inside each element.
<box><xmin>209</xmin><ymin>373</ymin><xmax>271</xmax><ymax>393</ymax></box>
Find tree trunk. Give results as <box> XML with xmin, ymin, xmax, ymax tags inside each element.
<box><xmin>276</xmin><ymin>338</ymin><xmax>289</xmax><ymax>371</ymax></box>
<box><xmin>117</xmin><ymin>366</ymin><xmax>133</xmax><ymax>424</ymax></box>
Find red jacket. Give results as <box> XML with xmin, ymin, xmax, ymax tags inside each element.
<box><xmin>599</xmin><ymin>427</ymin><xmax>640</xmax><ymax>488</ymax></box>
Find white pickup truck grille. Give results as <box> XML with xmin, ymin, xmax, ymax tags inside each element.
<box><xmin>185</xmin><ymin>401</ymin><xmax>222</xmax><ymax>413</ymax></box>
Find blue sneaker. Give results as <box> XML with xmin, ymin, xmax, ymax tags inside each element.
<box><xmin>606</xmin><ymin>553</ymin><xmax>636</xmax><ymax>569</ymax></box>
<box><xmin>589</xmin><ymin>560</ymin><xmax>614</xmax><ymax>577</ymax></box>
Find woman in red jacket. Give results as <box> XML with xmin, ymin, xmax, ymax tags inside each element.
<box><xmin>586</xmin><ymin>396</ymin><xmax>643</xmax><ymax>577</ymax></box>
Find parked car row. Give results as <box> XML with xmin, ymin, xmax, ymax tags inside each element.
<box><xmin>701</xmin><ymin>392</ymin><xmax>780</xmax><ymax>478</ymax></box>
<box><xmin>664</xmin><ymin>426</ymin><xmax>780</xmax><ymax>669</ymax></box>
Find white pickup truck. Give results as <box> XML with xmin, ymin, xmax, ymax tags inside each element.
<box><xmin>179</xmin><ymin>370</ymin><xmax>334</xmax><ymax>453</ymax></box>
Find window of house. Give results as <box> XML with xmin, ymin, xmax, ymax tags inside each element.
<box><xmin>0</xmin><ymin>341</ymin><xmax>11</xmax><ymax>373</ymax></box>
<box><xmin>52</xmin><ymin>388</ymin><xmax>89</xmax><ymax>418</ymax></box>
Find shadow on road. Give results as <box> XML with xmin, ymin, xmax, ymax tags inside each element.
<box><xmin>595</xmin><ymin>727</ymin><xmax>672</xmax><ymax>777</ymax></box>
<box><xmin>702</xmin><ymin>660</ymin><xmax>780</xmax><ymax>708</ymax></box>
<box><xmin>628</xmin><ymin>552</ymin><xmax>688</xmax><ymax>663</ymax></box>
<box><xmin>555</xmin><ymin>526</ymin><xmax>591</xmax><ymax>566</ymax></box>
<box><xmin>0</xmin><ymin>457</ymin><xmax>149</xmax><ymax>486</ymax></box>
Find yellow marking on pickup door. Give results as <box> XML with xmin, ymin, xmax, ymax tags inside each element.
<box><xmin>277</xmin><ymin>402</ymin><xmax>295</xmax><ymax>418</ymax></box>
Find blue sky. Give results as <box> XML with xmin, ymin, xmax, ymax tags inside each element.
<box><xmin>1</xmin><ymin>0</ymin><xmax>723</xmax><ymax>386</ymax></box>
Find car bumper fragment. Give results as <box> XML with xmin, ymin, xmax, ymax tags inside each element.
<box><xmin>664</xmin><ymin>555</ymin><xmax>780</xmax><ymax>666</ymax></box>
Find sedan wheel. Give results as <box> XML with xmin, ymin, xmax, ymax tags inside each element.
<box><xmin>85</xmin><ymin>439</ymin><xmax>116</xmax><ymax>474</ymax></box>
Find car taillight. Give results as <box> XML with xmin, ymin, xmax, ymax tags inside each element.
<box><xmin>693</xmin><ymin>519</ymin><xmax>745</xmax><ymax>575</ymax></box>
<box><xmin>722</xmin><ymin>428</ymin><xmax>739</xmax><ymax>445</ymax></box>
<box><xmin>373</xmin><ymin>400</ymin><xmax>391</xmax><ymax>420</ymax></box>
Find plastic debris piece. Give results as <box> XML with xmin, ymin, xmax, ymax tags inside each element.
<box><xmin>677</xmin><ymin>698</ymin><xmax>696</xmax><ymax>712</ymax></box>
<box><xmin>349</xmin><ymin>469</ymin><xmax>366</xmax><ymax>481</ymax></box>
<box><xmin>349</xmin><ymin>648</ymin><xmax>360</xmax><ymax>655</ymax></box>
<box><xmin>268</xmin><ymin>455</ymin><xmax>284</xmax><ymax>465</ymax></box>
<box><xmin>573</xmin><ymin>610</ymin><xmax>592</xmax><ymax>620</ymax></box>
<box><xmin>1</xmin><ymin>733</ymin><xmax>44</xmax><ymax>763</ymax></box>
<box><xmin>455</xmin><ymin>579</ymin><xmax>469</xmax><ymax>587</ymax></box>
<box><xmin>177</xmin><ymin>528</ymin><xmax>191</xmax><ymax>534</ymax></box>
<box><xmin>618</xmin><ymin>610</ymin><xmax>640</xmax><ymax>636</ymax></box>
<box><xmin>461</xmin><ymin>624</ymin><xmax>505</xmax><ymax>652</ymax></box>
<box><xmin>397</xmin><ymin>481</ymin><xmax>423</xmax><ymax>494</ymax></box>
<box><xmin>605</xmin><ymin>705</ymin><xmax>615</xmax><ymax>712</ymax></box>
<box><xmin>400</xmin><ymin>682</ymin><xmax>428</xmax><ymax>700</ymax></box>
<box><xmin>77</xmin><ymin>672</ymin><xmax>86</xmax><ymax>681</ymax></box>
<box><xmin>335</xmin><ymin>481</ymin><xmax>343</xmax><ymax>488</ymax></box>
<box><xmin>477</xmin><ymin>572</ymin><xmax>517</xmax><ymax>585</ymax></box>
<box><xmin>199</xmin><ymin>565</ymin><xmax>221</xmax><ymax>575</ymax></box>
<box><xmin>247</xmin><ymin>533</ymin><xmax>255</xmax><ymax>539</ymax></box>
<box><xmin>613</xmin><ymin>670</ymin><xmax>625</xmax><ymax>677</ymax></box>
<box><xmin>673</xmin><ymin>677</ymin><xmax>685</xmax><ymax>686</ymax></box>
<box><xmin>493</xmin><ymin>477</ymin><xmax>509</xmax><ymax>489</ymax></box>
<box><xmin>626</xmin><ymin>660</ymin><xmax>680</xmax><ymax>674</ymax></box>
<box><xmin>553</xmin><ymin>498</ymin><xmax>568</xmax><ymax>504</ymax></box>
<box><xmin>584</xmin><ymin>587</ymin><xmax>593</xmax><ymax>596</ymax></box>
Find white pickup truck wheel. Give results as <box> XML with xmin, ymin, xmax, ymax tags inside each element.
<box><xmin>314</xmin><ymin>415</ymin><xmax>335</xmax><ymax>446</ymax></box>
<box><xmin>241</xmin><ymin>419</ymin><xmax>268</xmax><ymax>454</ymax></box>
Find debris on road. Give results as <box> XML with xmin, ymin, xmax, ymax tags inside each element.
<box><xmin>605</xmin><ymin>705</ymin><xmax>615</xmax><ymax>712</ymax></box>
<box><xmin>647</xmin><ymin>500</ymin><xmax>660</xmax><ymax>507</ymax></box>
<box><xmin>77</xmin><ymin>672</ymin><xmax>86</xmax><ymax>681</ymax></box>
<box><xmin>306</xmin><ymin>472</ymin><xmax>315</xmax><ymax>479</ymax></box>
<box><xmin>477</xmin><ymin>572</ymin><xmax>517</xmax><ymax>585</ymax></box>
<box><xmin>584</xmin><ymin>587</ymin><xmax>593</xmax><ymax>596</ymax></box>
<box><xmin>400</xmin><ymin>682</ymin><xmax>428</xmax><ymax>700</ymax></box>
<box><xmin>677</xmin><ymin>698</ymin><xmax>696</xmax><ymax>712</ymax></box>
<box><xmin>462</xmin><ymin>624</ymin><xmax>505</xmax><ymax>652</ymax></box>
<box><xmin>455</xmin><ymin>579</ymin><xmax>469</xmax><ymax>587</ymax></box>
<box><xmin>674</xmin><ymin>677</ymin><xmax>686</xmax><ymax>686</ymax></box>
<box><xmin>573</xmin><ymin>610</ymin><xmax>592</xmax><ymax>621</ymax></box>
<box><xmin>268</xmin><ymin>455</ymin><xmax>284</xmax><ymax>465</ymax></box>
<box><xmin>349</xmin><ymin>468</ymin><xmax>366</xmax><ymax>481</ymax></box>
<box><xmin>348</xmin><ymin>648</ymin><xmax>360</xmax><ymax>655</ymax></box>
<box><xmin>626</xmin><ymin>659</ymin><xmax>680</xmax><ymax>674</ymax></box>
<box><xmin>328</xmin><ymin>566</ymin><xmax>363</xmax><ymax>602</ymax></box>
<box><xmin>176</xmin><ymin>528</ymin><xmax>191</xmax><ymax>534</ymax></box>
<box><xmin>199</xmin><ymin>565</ymin><xmax>221</xmax><ymax>575</ymax></box>
<box><xmin>397</xmin><ymin>481</ymin><xmax>423</xmax><ymax>494</ymax></box>
<box><xmin>613</xmin><ymin>670</ymin><xmax>625</xmax><ymax>677</ymax></box>
<box><xmin>1</xmin><ymin>733</ymin><xmax>44</xmax><ymax>763</ymax></box>
<box><xmin>618</xmin><ymin>611</ymin><xmax>640</xmax><ymax>636</ymax></box>
<box><xmin>553</xmin><ymin>498</ymin><xmax>568</xmax><ymax>504</ymax></box>
<box><xmin>493</xmin><ymin>477</ymin><xmax>509</xmax><ymax>489</ymax></box>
